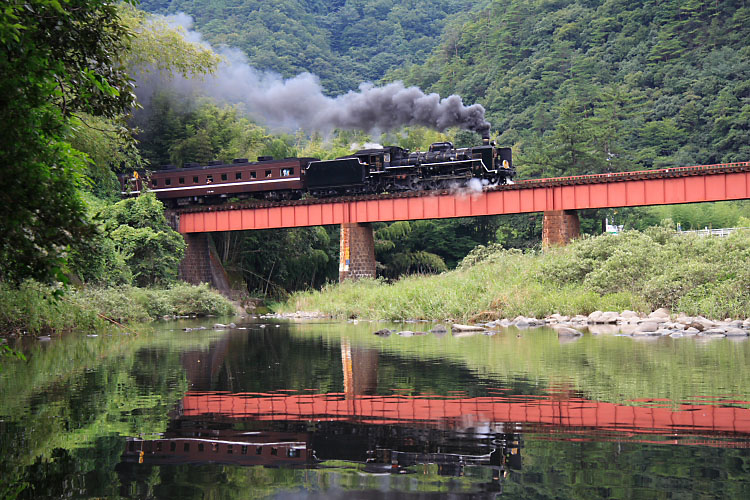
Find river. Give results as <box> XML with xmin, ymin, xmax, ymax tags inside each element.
<box><xmin>2</xmin><ymin>318</ymin><xmax>750</xmax><ymax>498</ymax></box>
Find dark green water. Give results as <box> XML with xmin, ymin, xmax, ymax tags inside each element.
<box><xmin>2</xmin><ymin>319</ymin><xmax>750</xmax><ymax>499</ymax></box>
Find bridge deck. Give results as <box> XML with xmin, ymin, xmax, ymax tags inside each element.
<box><xmin>176</xmin><ymin>162</ymin><xmax>750</xmax><ymax>233</ymax></box>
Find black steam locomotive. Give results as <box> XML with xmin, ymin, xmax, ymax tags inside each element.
<box><xmin>120</xmin><ymin>137</ymin><xmax>514</xmax><ymax>206</ymax></box>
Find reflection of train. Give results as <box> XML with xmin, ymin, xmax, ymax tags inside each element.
<box><xmin>119</xmin><ymin>138</ymin><xmax>514</xmax><ymax>206</ymax></box>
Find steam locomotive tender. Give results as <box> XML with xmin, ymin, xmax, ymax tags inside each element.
<box><xmin>120</xmin><ymin>138</ymin><xmax>514</xmax><ymax>206</ymax></box>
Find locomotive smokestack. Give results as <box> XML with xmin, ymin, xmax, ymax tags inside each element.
<box><xmin>482</xmin><ymin>130</ymin><xmax>490</xmax><ymax>145</ymax></box>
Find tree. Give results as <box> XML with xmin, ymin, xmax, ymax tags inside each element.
<box><xmin>0</xmin><ymin>0</ymin><xmax>138</xmax><ymax>284</ymax></box>
<box><xmin>101</xmin><ymin>193</ymin><xmax>186</xmax><ymax>286</ymax></box>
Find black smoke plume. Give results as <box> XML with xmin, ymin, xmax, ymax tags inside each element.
<box><xmin>135</xmin><ymin>13</ymin><xmax>491</xmax><ymax>136</ymax></box>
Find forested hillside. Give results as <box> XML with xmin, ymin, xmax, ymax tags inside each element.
<box><xmin>394</xmin><ymin>0</ymin><xmax>750</xmax><ymax>177</ymax></box>
<box><xmin>137</xmin><ymin>0</ymin><xmax>479</xmax><ymax>93</ymax></box>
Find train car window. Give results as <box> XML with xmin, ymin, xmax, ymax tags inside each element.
<box><xmin>198</xmin><ymin>443</ymin><xmax>204</xmax><ymax>452</ymax></box>
<box><xmin>281</xmin><ymin>168</ymin><xmax>293</xmax><ymax>176</ymax></box>
<box><xmin>288</xmin><ymin>449</ymin><xmax>301</xmax><ymax>458</ymax></box>
<box><xmin>256</xmin><ymin>446</ymin><xmax>263</xmax><ymax>455</ymax></box>
<box><xmin>271</xmin><ymin>447</ymin><xmax>278</xmax><ymax>456</ymax></box>
<box><xmin>170</xmin><ymin>442</ymin><xmax>176</xmax><ymax>452</ymax></box>
<box><xmin>152</xmin><ymin>179</ymin><xmax>158</xmax><ymax>186</ymax></box>
<box><xmin>156</xmin><ymin>442</ymin><xmax>162</xmax><ymax>452</ymax></box>
<box><xmin>165</xmin><ymin>178</ymin><xmax>171</xmax><ymax>186</ymax></box>
<box><xmin>250</xmin><ymin>171</ymin><xmax>257</xmax><ymax>179</ymax></box>
<box><xmin>193</xmin><ymin>176</ymin><xmax>199</xmax><ymax>183</ymax></box>
<box><xmin>212</xmin><ymin>443</ymin><xmax>219</xmax><ymax>453</ymax></box>
<box><xmin>184</xmin><ymin>443</ymin><xmax>190</xmax><ymax>452</ymax></box>
<box><xmin>227</xmin><ymin>445</ymin><xmax>233</xmax><ymax>454</ymax></box>
<box><xmin>265</xmin><ymin>170</ymin><xmax>272</xmax><ymax>178</ymax></box>
<box><xmin>206</xmin><ymin>175</ymin><xmax>213</xmax><ymax>183</ymax></box>
<box><xmin>236</xmin><ymin>172</ymin><xmax>242</xmax><ymax>180</ymax></box>
<box><xmin>179</xmin><ymin>177</ymin><xmax>185</xmax><ymax>184</ymax></box>
<box><xmin>241</xmin><ymin>446</ymin><xmax>248</xmax><ymax>455</ymax></box>
<box><xmin>221</xmin><ymin>173</ymin><xmax>228</xmax><ymax>181</ymax></box>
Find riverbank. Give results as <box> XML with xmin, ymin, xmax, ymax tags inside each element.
<box><xmin>0</xmin><ymin>282</ymin><xmax>237</xmax><ymax>336</ymax></box>
<box><xmin>280</xmin><ymin>227</ymin><xmax>750</xmax><ymax>322</ymax></box>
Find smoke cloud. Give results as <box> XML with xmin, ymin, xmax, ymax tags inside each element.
<box><xmin>136</xmin><ymin>13</ymin><xmax>491</xmax><ymax>136</ymax></box>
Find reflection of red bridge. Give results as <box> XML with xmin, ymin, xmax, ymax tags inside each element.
<box><xmin>182</xmin><ymin>391</ymin><xmax>750</xmax><ymax>438</ymax></box>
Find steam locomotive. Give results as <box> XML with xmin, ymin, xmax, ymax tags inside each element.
<box><xmin>120</xmin><ymin>137</ymin><xmax>514</xmax><ymax>206</ymax></box>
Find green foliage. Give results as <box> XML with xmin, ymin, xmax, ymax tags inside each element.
<box><xmin>284</xmin><ymin>229</ymin><xmax>750</xmax><ymax>321</ymax></box>
<box><xmin>397</xmin><ymin>0</ymin><xmax>750</xmax><ymax>172</ymax></box>
<box><xmin>0</xmin><ymin>0</ymin><xmax>138</xmax><ymax>284</ymax></box>
<box><xmin>100</xmin><ymin>193</ymin><xmax>186</xmax><ymax>287</ymax></box>
<box><xmin>0</xmin><ymin>281</ymin><xmax>236</xmax><ymax>334</ymax></box>
<box><xmin>215</xmin><ymin>226</ymin><xmax>339</xmax><ymax>297</ymax></box>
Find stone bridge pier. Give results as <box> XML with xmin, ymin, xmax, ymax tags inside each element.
<box><xmin>339</xmin><ymin>222</ymin><xmax>376</xmax><ymax>281</ymax></box>
<box><xmin>542</xmin><ymin>210</ymin><xmax>580</xmax><ymax>247</ymax></box>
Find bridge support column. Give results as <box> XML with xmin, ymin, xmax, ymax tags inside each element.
<box><xmin>542</xmin><ymin>210</ymin><xmax>580</xmax><ymax>247</ymax></box>
<box><xmin>339</xmin><ymin>222</ymin><xmax>376</xmax><ymax>281</ymax></box>
<box><xmin>178</xmin><ymin>232</ymin><xmax>233</xmax><ymax>294</ymax></box>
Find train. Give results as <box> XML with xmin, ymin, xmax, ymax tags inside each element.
<box><xmin>119</xmin><ymin>137</ymin><xmax>515</xmax><ymax>206</ymax></box>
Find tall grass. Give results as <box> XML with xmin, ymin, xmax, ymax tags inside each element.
<box><xmin>281</xmin><ymin>228</ymin><xmax>750</xmax><ymax>321</ymax></box>
<box><xmin>0</xmin><ymin>282</ymin><xmax>237</xmax><ymax>334</ymax></box>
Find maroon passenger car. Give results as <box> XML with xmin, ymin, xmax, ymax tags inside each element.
<box><xmin>120</xmin><ymin>156</ymin><xmax>316</xmax><ymax>206</ymax></box>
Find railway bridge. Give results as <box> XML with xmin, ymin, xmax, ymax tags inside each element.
<box><xmin>169</xmin><ymin>162</ymin><xmax>750</xmax><ymax>284</ymax></box>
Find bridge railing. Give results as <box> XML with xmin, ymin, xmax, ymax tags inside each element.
<box><xmin>514</xmin><ymin>161</ymin><xmax>750</xmax><ymax>187</ymax></box>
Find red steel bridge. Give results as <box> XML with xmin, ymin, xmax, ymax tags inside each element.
<box><xmin>171</xmin><ymin>162</ymin><xmax>750</xmax><ymax>283</ymax></box>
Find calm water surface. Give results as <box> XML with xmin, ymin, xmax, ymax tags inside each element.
<box><xmin>2</xmin><ymin>318</ymin><xmax>750</xmax><ymax>499</ymax></box>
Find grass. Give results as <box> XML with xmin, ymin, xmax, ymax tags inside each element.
<box><xmin>280</xmin><ymin>227</ymin><xmax>750</xmax><ymax>322</ymax></box>
<box><xmin>0</xmin><ymin>281</ymin><xmax>237</xmax><ymax>335</ymax></box>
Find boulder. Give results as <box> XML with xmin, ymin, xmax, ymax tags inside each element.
<box><xmin>684</xmin><ymin>327</ymin><xmax>700</xmax><ymax>335</ymax></box>
<box><xmin>649</xmin><ymin>308</ymin><xmax>671</xmax><ymax>319</ymax></box>
<box><xmin>599</xmin><ymin>311</ymin><xmax>620</xmax><ymax>324</ymax></box>
<box><xmin>588</xmin><ymin>311</ymin><xmax>603</xmax><ymax>323</ymax></box>
<box><xmin>555</xmin><ymin>326</ymin><xmax>582</xmax><ymax>337</ymax></box>
<box><xmin>452</xmin><ymin>324</ymin><xmax>486</xmax><ymax>332</ymax></box>
<box><xmin>396</xmin><ymin>331</ymin><xmax>414</xmax><ymax>337</ymax></box>
<box><xmin>620</xmin><ymin>310</ymin><xmax>640</xmax><ymax>319</ymax></box>
<box><xmin>686</xmin><ymin>321</ymin><xmax>706</xmax><ymax>332</ymax></box>
<box><xmin>430</xmin><ymin>324</ymin><xmax>449</xmax><ymax>334</ymax></box>
<box><xmin>373</xmin><ymin>328</ymin><xmax>393</xmax><ymax>337</ymax></box>
<box><xmin>587</xmin><ymin>324</ymin><xmax>619</xmax><ymax>335</ymax></box>
<box><xmin>724</xmin><ymin>327</ymin><xmax>748</xmax><ymax>337</ymax></box>
<box><xmin>634</xmin><ymin>321</ymin><xmax>659</xmax><ymax>333</ymax></box>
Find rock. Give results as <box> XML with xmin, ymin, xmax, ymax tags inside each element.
<box><xmin>555</xmin><ymin>326</ymin><xmax>582</xmax><ymax>337</ymax></box>
<box><xmin>588</xmin><ymin>311</ymin><xmax>603</xmax><ymax>323</ymax></box>
<box><xmin>396</xmin><ymin>330</ymin><xmax>414</xmax><ymax>337</ymax></box>
<box><xmin>724</xmin><ymin>327</ymin><xmax>748</xmax><ymax>337</ymax></box>
<box><xmin>684</xmin><ymin>327</ymin><xmax>700</xmax><ymax>335</ymax></box>
<box><xmin>514</xmin><ymin>318</ymin><xmax>529</xmax><ymax>328</ymax></box>
<box><xmin>587</xmin><ymin>324</ymin><xmax>619</xmax><ymax>335</ymax></box>
<box><xmin>452</xmin><ymin>324</ymin><xmax>486</xmax><ymax>332</ymax></box>
<box><xmin>699</xmin><ymin>332</ymin><xmax>726</xmax><ymax>338</ymax></box>
<box><xmin>373</xmin><ymin>329</ymin><xmax>392</xmax><ymax>337</ymax></box>
<box><xmin>599</xmin><ymin>311</ymin><xmax>620</xmax><ymax>324</ymax></box>
<box><xmin>619</xmin><ymin>324</ymin><xmax>638</xmax><ymax>335</ymax></box>
<box><xmin>430</xmin><ymin>324</ymin><xmax>449</xmax><ymax>334</ymax></box>
<box><xmin>670</xmin><ymin>332</ymin><xmax>685</xmax><ymax>338</ymax></box>
<box><xmin>620</xmin><ymin>310</ymin><xmax>639</xmax><ymax>319</ymax></box>
<box><xmin>726</xmin><ymin>320</ymin><xmax>744</xmax><ymax>328</ymax></box>
<box><xmin>213</xmin><ymin>323</ymin><xmax>229</xmax><ymax>329</ymax></box>
<box><xmin>687</xmin><ymin>321</ymin><xmax>706</xmax><ymax>332</ymax></box>
<box><xmin>649</xmin><ymin>308</ymin><xmax>671</xmax><ymax>319</ymax></box>
<box><xmin>634</xmin><ymin>321</ymin><xmax>659</xmax><ymax>333</ymax></box>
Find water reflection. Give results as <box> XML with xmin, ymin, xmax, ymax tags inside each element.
<box><xmin>3</xmin><ymin>319</ymin><xmax>750</xmax><ymax>498</ymax></box>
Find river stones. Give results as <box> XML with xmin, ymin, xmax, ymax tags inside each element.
<box><xmin>430</xmin><ymin>324</ymin><xmax>449</xmax><ymax>335</ymax></box>
<box><xmin>724</xmin><ymin>327</ymin><xmax>748</xmax><ymax>337</ymax></box>
<box><xmin>452</xmin><ymin>324</ymin><xmax>486</xmax><ymax>332</ymax></box>
<box><xmin>373</xmin><ymin>328</ymin><xmax>393</xmax><ymax>337</ymax></box>
<box><xmin>555</xmin><ymin>326</ymin><xmax>582</xmax><ymax>337</ymax></box>
<box><xmin>634</xmin><ymin>321</ymin><xmax>659</xmax><ymax>334</ymax></box>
